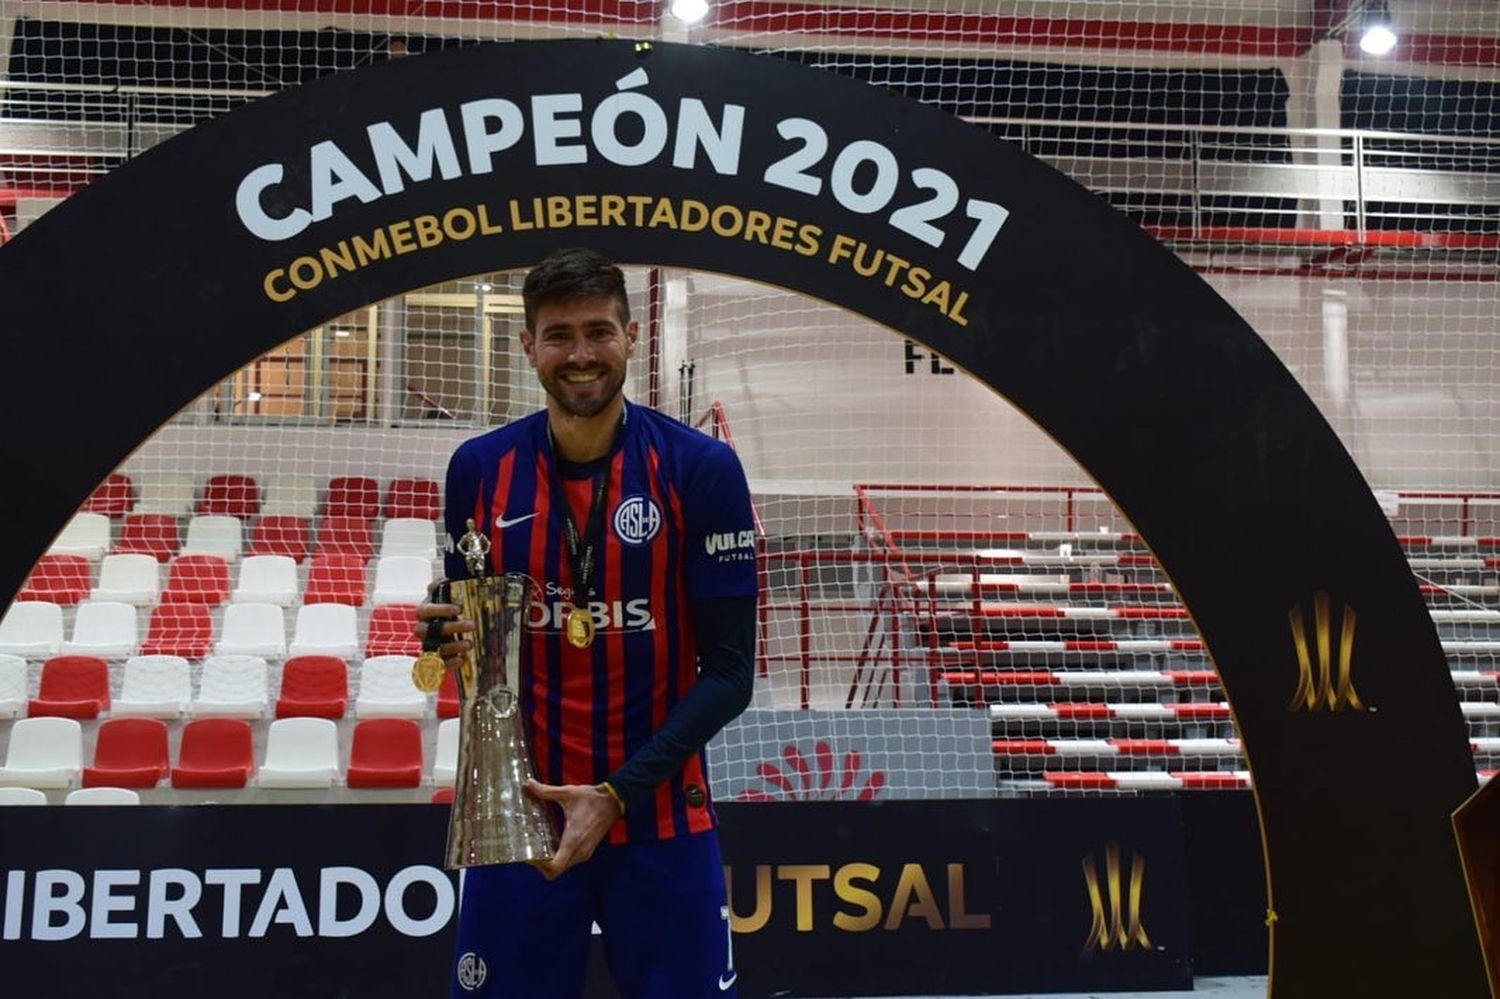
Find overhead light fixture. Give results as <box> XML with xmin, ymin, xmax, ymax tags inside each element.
<box><xmin>332</xmin><ymin>327</ymin><xmax>351</xmax><ymax>337</ymax></box>
<box><xmin>479</xmin><ymin>282</ymin><xmax>493</xmax><ymax>292</ymax></box>
<box><xmin>668</xmin><ymin>0</ymin><xmax>710</xmax><ymax>25</ymax></box>
<box><xmin>246</xmin><ymin>391</ymin><xmax>263</xmax><ymax>402</ymax></box>
<box><xmin>1359</xmin><ymin>0</ymin><xmax>1398</xmax><ymax>55</ymax></box>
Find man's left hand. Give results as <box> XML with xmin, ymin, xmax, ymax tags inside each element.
<box><xmin>525</xmin><ymin>780</ymin><xmax>623</xmax><ymax>880</ymax></box>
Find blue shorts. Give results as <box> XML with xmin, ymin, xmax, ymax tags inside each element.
<box><xmin>450</xmin><ymin>830</ymin><xmax>737</xmax><ymax>998</ymax></box>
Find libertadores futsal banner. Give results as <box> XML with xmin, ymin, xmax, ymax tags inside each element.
<box><xmin>0</xmin><ymin>801</ymin><xmax>1193</xmax><ymax>998</ymax></box>
<box><xmin>0</xmin><ymin>40</ymin><xmax>1486</xmax><ymax>994</ymax></box>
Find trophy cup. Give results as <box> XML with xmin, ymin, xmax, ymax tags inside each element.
<box><xmin>442</xmin><ymin>518</ymin><xmax>560</xmax><ymax>868</ymax></box>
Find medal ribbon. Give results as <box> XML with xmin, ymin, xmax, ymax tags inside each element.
<box><xmin>548</xmin><ymin>410</ymin><xmax>626</xmax><ymax>607</ymax></box>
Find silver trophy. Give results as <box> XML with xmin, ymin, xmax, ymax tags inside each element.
<box><xmin>444</xmin><ymin>518</ymin><xmax>560</xmax><ymax>868</ymax></box>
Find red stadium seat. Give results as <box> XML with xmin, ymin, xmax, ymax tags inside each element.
<box><xmin>80</xmin><ymin>473</ymin><xmax>135</xmax><ymax>518</ymax></box>
<box><xmin>248</xmin><ymin>515</ymin><xmax>311</xmax><ymax>563</ymax></box>
<box><xmin>431</xmin><ymin>787</ymin><xmax>455</xmax><ymax>805</ymax></box>
<box><xmin>275</xmin><ymin>655</ymin><xmax>349</xmax><ymax>719</ymax></box>
<box><xmin>27</xmin><ymin>655</ymin><xmax>111</xmax><ymax>719</ymax></box>
<box><xmin>196</xmin><ymin>474</ymin><xmax>261</xmax><ymax>518</ymax></box>
<box><xmin>116</xmin><ymin>514</ymin><xmax>181</xmax><ymax>563</ymax></box>
<box><xmin>83</xmin><ymin>718</ymin><xmax>169</xmax><ymax>787</ymax></box>
<box><xmin>365</xmin><ymin>604</ymin><xmax>420</xmax><ymax>658</ymax></box>
<box><xmin>19</xmin><ymin>555</ymin><xmax>92</xmax><ymax>606</ymax></box>
<box><xmin>384</xmin><ymin>478</ymin><xmax>440</xmax><ymax>520</ymax></box>
<box><xmin>172</xmin><ymin>718</ymin><xmax>254</xmax><ymax>788</ymax></box>
<box><xmin>303</xmin><ymin>554</ymin><xmax>368</xmax><ymax>606</ymax></box>
<box><xmin>315</xmin><ymin>516</ymin><xmax>374</xmax><ymax>561</ymax></box>
<box><xmin>437</xmin><ymin>668</ymin><xmax>459</xmax><ymax>719</ymax></box>
<box><xmin>347</xmin><ymin>718</ymin><xmax>424</xmax><ymax>788</ymax></box>
<box><xmin>326</xmin><ymin>477</ymin><xmax>380</xmax><ymax>519</ymax></box>
<box><xmin>160</xmin><ymin>555</ymin><xmax>231</xmax><ymax>605</ymax></box>
<box><xmin>140</xmin><ymin>604</ymin><xmax>215</xmax><ymax>658</ymax></box>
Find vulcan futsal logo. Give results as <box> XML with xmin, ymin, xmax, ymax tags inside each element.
<box><xmin>705</xmin><ymin>529</ymin><xmax>756</xmax><ymax>562</ymax></box>
<box><xmin>613</xmin><ymin>495</ymin><xmax>662</xmax><ymax>545</ymax></box>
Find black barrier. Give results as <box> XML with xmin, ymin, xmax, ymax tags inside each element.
<box><xmin>0</xmin><ymin>800</ymin><xmax>1201</xmax><ymax>997</ymax></box>
<box><xmin>0</xmin><ymin>40</ymin><xmax>1486</xmax><ymax>992</ymax></box>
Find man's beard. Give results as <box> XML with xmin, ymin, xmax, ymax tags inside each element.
<box><xmin>541</xmin><ymin>366</ymin><xmax>626</xmax><ymax>419</ymax></box>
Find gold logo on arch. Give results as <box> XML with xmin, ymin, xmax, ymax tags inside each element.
<box><xmin>1288</xmin><ymin>591</ymin><xmax>1366</xmax><ymax>712</ymax></box>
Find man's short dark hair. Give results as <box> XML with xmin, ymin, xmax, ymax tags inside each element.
<box><xmin>522</xmin><ymin>248</ymin><xmax>631</xmax><ymax>329</ymax></box>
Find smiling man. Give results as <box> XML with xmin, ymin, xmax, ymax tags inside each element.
<box><xmin>416</xmin><ymin>247</ymin><xmax>758</xmax><ymax>998</ymax></box>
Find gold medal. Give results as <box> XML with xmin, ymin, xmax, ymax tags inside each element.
<box><xmin>564</xmin><ymin>603</ymin><xmax>596</xmax><ymax>649</ymax></box>
<box><xmin>411</xmin><ymin>651</ymin><xmax>446</xmax><ymax>693</ymax></box>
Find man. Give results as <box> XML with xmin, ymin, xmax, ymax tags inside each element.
<box><xmin>416</xmin><ymin>247</ymin><xmax>758</xmax><ymax>998</ymax></box>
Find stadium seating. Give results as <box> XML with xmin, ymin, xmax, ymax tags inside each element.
<box><xmin>66</xmin><ymin>787</ymin><xmax>141</xmax><ymax>805</ymax></box>
<box><xmin>303</xmin><ymin>554</ymin><xmax>368</xmax><ymax>606</ymax></box>
<box><xmin>0</xmin><ymin>787</ymin><xmax>49</xmax><ymax>805</ymax></box>
<box><xmin>371</xmin><ymin>555</ymin><xmax>431</xmax><ymax>606</ymax></box>
<box><xmin>136</xmin><ymin>474</ymin><xmax>196</xmax><ymax>517</ymax></box>
<box><xmin>326</xmin><ymin>476</ymin><xmax>380</xmax><ymax>519</ymax></box>
<box><xmin>0</xmin><ymin>601</ymin><xmax>64</xmax><ymax>657</ymax></box>
<box><xmin>431</xmin><ymin>787</ymin><xmax>455</xmax><ymax>805</ymax></box>
<box><xmin>380</xmin><ymin>518</ymin><xmax>438</xmax><ymax>558</ymax></box>
<box><xmin>27</xmin><ymin>656</ymin><xmax>111</xmax><ymax>719</ymax></box>
<box><xmin>192</xmin><ymin>656</ymin><xmax>270</xmax><ymax>719</ymax></box>
<box><xmin>180</xmin><ymin>515</ymin><xmax>243</xmax><ymax>563</ymax></box>
<box><xmin>274</xmin><ymin>655</ymin><xmax>349</xmax><ymax>718</ymax></box>
<box><xmin>216</xmin><ymin>603</ymin><xmax>287</xmax><ymax>659</ymax></box>
<box><xmin>365</xmin><ymin>604</ymin><xmax>420</xmax><ymax>658</ymax></box>
<box><xmin>140</xmin><ymin>604</ymin><xmax>214</xmax><ymax>659</ymax></box>
<box><xmin>0</xmin><ymin>717</ymin><xmax>83</xmax><ymax>788</ymax></box>
<box><xmin>0</xmin><ymin>655</ymin><xmax>26</xmax><ymax>718</ymax></box>
<box><xmin>384</xmin><ymin>478</ymin><xmax>440</xmax><ymax>520</ymax></box>
<box><xmin>248</xmin><ymin>516</ymin><xmax>311</xmax><ymax>563</ymax></box>
<box><xmin>258</xmin><ymin>717</ymin><xmax>340</xmax><ymax>788</ymax></box>
<box><xmin>432</xmin><ymin>717</ymin><xmax>459</xmax><ymax>788</ymax></box>
<box><xmin>262</xmin><ymin>476</ymin><xmax>319</xmax><ymax>518</ymax></box>
<box><xmin>92</xmin><ymin>554</ymin><xmax>162</xmax><ymax>605</ymax></box>
<box><xmin>436</xmin><ymin>668</ymin><xmax>459</xmax><ymax>719</ymax></box>
<box><xmin>197</xmin><ymin>474</ymin><xmax>261</xmax><ymax>518</ymax></box>
<box><xmin>83</xmin><ymin>718</ymin><xmax>170</xmax><ymax>787</ymax></box>
<box><xmin>63</xmin><ymin>601</ymin><xmax>138</xmax><ymax>658</ymax></box>
<box><xmin>20</xmin><ymin>554</ymin><xmax>92</xmax><ymax>606</ymax></box>
<box><xmin>288</xmin><ymin>604</ymin><xmax>359</xmax><ymax>659</ymax></box>
<box><xmin>355</xmin><ymin>656</ymin><xmax>427</xmax><ymax>718</ymax></box>
<box><xmin>160</xmin><ymin>555</ymin><xmax>231</xmax><ymax>605</ymax></box>
<box><xmin>80</xmin><ymin>473</ymin><xmax>135</xmax><ymax>518</ymax></box>
<box><xmin>347</xmin><ymin>718</ymin><xmax>423</xmax><ymax>788</ymax></box>
<box><xmin>231</xmin><ymin>555</ymin><xmax>299</xmax><ymax>606</ymax></box>
<box><xmin>113</xmin><ymin>655</ymin><xmax>192</xmax><ymax>718</ymax></box>
<box><xmin>48</xmin><ymin>512</ymin><xmax>111</xmax><ymax>561</ymax></box>
<box><xmin>172</xmin><ymin>718</ymin><xmax>254</xmax><ymax>789</ymax></box>
<box><xmin>314</xmin><ymin>516</ymin><xmax>375</xmax><ymax>561</ymax></box>
<box><xmin>116</xmin><ymin>514</ymin><xmax>181</xmax><ymax>562</ymax></box>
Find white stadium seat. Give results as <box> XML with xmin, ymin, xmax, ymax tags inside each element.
<box><xmin>288</xmin><ymin>604</ymin><xmax>359</xmax><ymax>660</ymax></box>
<box><xmin>216</xmin><ymin>603</ymin><xmax>287</xmax><ymax>659</ymax></box>
<box><xmin>380</xmin><ymin>518</ymin><xmax>438</xmax><ymax>558</ymax></box>
<box><xmin>0</xmin><ymin>602</ymin><xmax>64</xmax><ymax>658</ymax></box>
<box><xmin>370</xmin><ymin>555</ymin><xmax>433</xmax><ymax>607</ymax></box>
<box><xmin>0</xmin><ymin>717</ymin><xmax>83</xmax><ymax>788</ymax></box>
<box><xmin>262</xmin><ymin>476</ymin><xmax>319</xmax><ymax>518</ymax></box>
<box><xmin>355</xmin><ymin>656</ymin><xmax>428</xmax><ymax>719</ymax></box>
<box><xmin>0</xmin><ymin>787</ymin><xmax>49</xmax><ymax>805</ymax></box>
<box><xmin>91</xmin><ymin>553</ymin><xmax>162</xmax><ymax>605</ymax></box>
<box><xmin>433</xmin><ymin>718</ymin><xmax>460</xmax><ymax>788</ymax></box>
<box><xmin>0</xmin><ymin>654</ymin><xmax>28</xmax><ymax>718</ymax></box>
<box><xmin>192</xmin><ymin>655</ymin><xmax>270</xmax><ymax>718</ymax></box>
<box><xmin>136</xmin><ymin>474</ymin><xmax>196</xmax><ymax>517</ymax></box>
<box><xmin>113</xmin><ymin>655</ymin><xmax>192</xmax><ymax>718</ymax></box>
<box><xmin>48</xmin><ymin>512</ymin><xmax>112</xmax><ymax>561</ymax></box>
<box><xmin>232</xmin><ymin>555</ymin><xmax>299</xmax><ymax>606</ymax></box>
<box><xmin>180</xmin><ymin>515</ymin><xmax>244</xmax><ymax>563</ymax></box>
<box><xmin>258</xmin><ymin>717</ymin><xmax>341</xmax><ymax>788</ymax></box>
<box><xmin>62</xmin><ymin>601</ymin><xmax>138</xmax><ymax>659</ymax></box>
<box><xmin>66</xmin><ymin>787</ymin><xmax>141</xmax><ymax>805</ymax></box>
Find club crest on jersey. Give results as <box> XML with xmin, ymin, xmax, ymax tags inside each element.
<box><xmin>613</xmin><ymin>495</ymin><xmax>662</xmax><ymax>545</ymax></box>
<box><xmin>456</xmin><ymin>952</ymin><xmax>488</xmax><ymax>991</ymax></box>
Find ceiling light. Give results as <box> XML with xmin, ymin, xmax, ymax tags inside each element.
<box><xmin>668</xmin><ymin>0</ymin><xmax>709</xmax><ymax>24</ymax></box>
<box><xmin>246</xmin><ymin>391</ymin><xmax>263</xmax><ymax>402</ymax></box>
<box><xmin>1359</xmin><ymin>0</ymin><xmax>1398</xmax><ymax>56</ymax></box>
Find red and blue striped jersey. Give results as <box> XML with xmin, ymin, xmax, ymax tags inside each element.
<box><xmin>443</xmin><ymin>401</ymin><xmax>758</xmax><ymax>842</ymax></box>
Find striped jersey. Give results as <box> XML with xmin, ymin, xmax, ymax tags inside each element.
<box><xmin>443</xmin><ymin>400</ymin><xmax>758</xmax><ymax>843</ymax></box>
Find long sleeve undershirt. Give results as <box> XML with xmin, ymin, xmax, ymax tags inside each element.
<box><xmin>603</xmin><ymin>595</ymin><xmax>756</xmax><ymax>811</ymax></box>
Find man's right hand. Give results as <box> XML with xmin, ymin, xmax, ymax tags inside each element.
<box><xmin>413</xmin><ymin>579</ymin><xmax>477</xmax><ymax>671</ymax></box>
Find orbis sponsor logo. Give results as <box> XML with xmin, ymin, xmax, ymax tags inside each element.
<box><xmin>529</xmin><ymin>597</ymin><xmax>655</xmax><ymax>633</ymax></box>
<box><xmin>705</xmin><ymin>529</ymin><xmax>756</xmax><ymax>559</ymax></box>
<box><xmin>723</xmin><ymin>862</ymin><xmax>990</xmax><ymax>933</ymax></box>
<box><xmin>1</xmin><ymin>865</ymin><xmax>454</xmax><ymax>942</ymax></box>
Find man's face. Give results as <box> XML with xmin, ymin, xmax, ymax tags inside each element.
<box><xmin>521</xmin><ymin>295</ymin><xmax>637</xmax><ymax>419</ymax></box>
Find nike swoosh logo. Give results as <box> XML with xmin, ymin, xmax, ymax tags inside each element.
<box><xmin>718</xmin><ymin>973</ymin><xmax>737</xmax><ymax>991</ymax></box>
<box><xmin>496</xmin><ymin>513</ymin><xmax>538</xmax><ymax>530</ymax></box>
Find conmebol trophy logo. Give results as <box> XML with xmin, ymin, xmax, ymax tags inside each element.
<box><xmin>737</xmin><ymin>741</ymin><xmax>887</xmax><ymax>801</ymax></box>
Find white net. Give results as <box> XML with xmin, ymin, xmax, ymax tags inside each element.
<box><xmin>2</xmin><ymin>1</ymin><xmax>1498</xmax><ymax>799</ymax></box>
